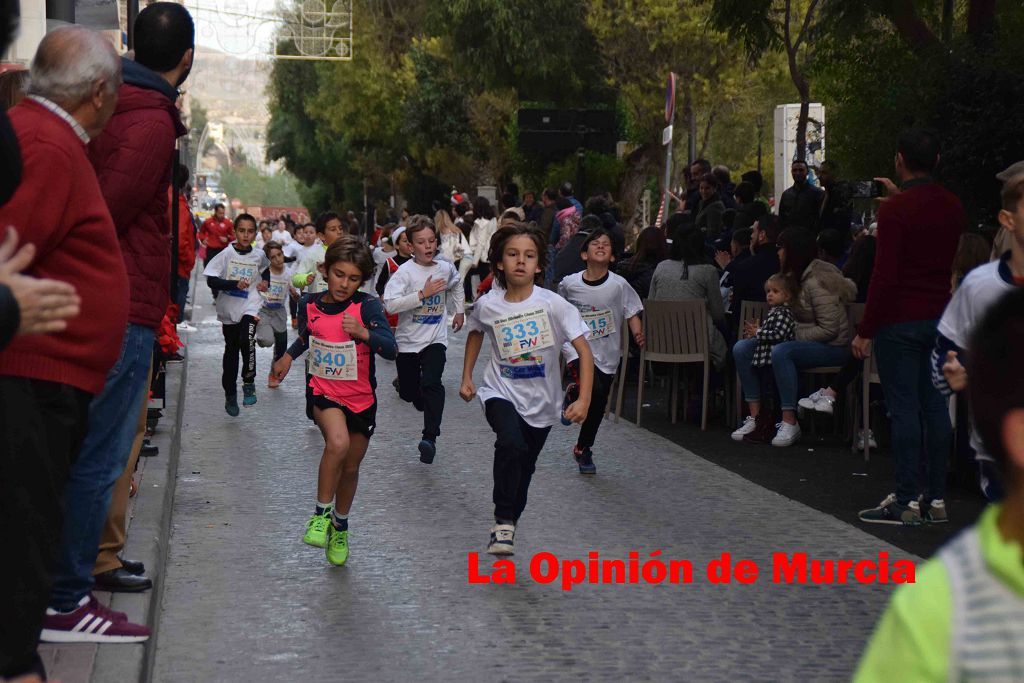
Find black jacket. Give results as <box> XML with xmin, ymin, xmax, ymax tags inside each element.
<box><xmin>778</xmin><ymin>183</ymin><xmax>824</xmax><ymax>232</ymax></box>
<box><xmin>729</xmin><ymin>242</ymin><xmax>780</xmax><ymax>328</ymax></box>
<box><xmin>733</xmin><ymin>201</ymin><xmax>766</xmax><ymax>232</ymax></box>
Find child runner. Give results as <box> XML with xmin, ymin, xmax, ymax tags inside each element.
<box><xmin>292</xmin><ymin>211</ymin><xmax>345</xmax><ymax>296</ymax></box>
<box><xmin>376</xmin><ymin>226</ymin><xmax>414</xmax><ymax>328</ymax></box>
<box><xmin>383</xmin><ymin>215</ymin><xmax>466</xmax><ymax>464</ymax></box>
<box><xmin>256</xmin><ymin>241</ymin><xmax>297</xmax><ymax>388</ymax></box>
<box><xmin>557</xmin><ymin>228</ymin><xmax>644</xmax><ymax>474</ymax></box>
<box><xmin>732</xmin><ymin>273</ymin><xmax>797</xmax><ymax>443</ymax></box>
<box><xmin>854</xmin><ymin>288</ymin><xmax>1024</xmax><ymax>681</ymax></box>
<box><xmin>461</xmin><ymin>222</ymin><xmax>594</xmax><ymax>556</ymax></box>
<box><xmin>202</xmin><ymin>213</ymin><xmax>270</xmax><ymax>415</ymax></box>
<box><xmin>271</xmin><ymin>236</ymin><xmax>397</xmax><ymax>566</ymax></box>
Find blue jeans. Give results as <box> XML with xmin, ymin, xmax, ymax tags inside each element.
<box><xmin>874</xmin><ymin>319</ymin><xmax>951</xmax><ymax>506</ymax></box>
<box><xmin>173</xmin><ymin>274</ymin><xmax>189</xmax><ymax>323</ymax></box>
<box><xmin>49</xmin><ymin>323</ymin><xmax>155</xmax><ymax>610</ymax></box>
<box><xmin>734</xmin><ymin>338</ymin><xmax>851</xmax><ymax>411</ymax></box>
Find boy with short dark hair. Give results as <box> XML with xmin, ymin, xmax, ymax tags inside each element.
<box><xmin>855</xmin><ymin>287</ymin><xmax>1024</xmax><ymax>681</ymax></box>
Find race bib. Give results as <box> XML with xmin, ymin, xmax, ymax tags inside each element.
<box><xmin>412</xmin><ymin>292</ymin><xmax>445</xmax><ymax>325</ymax></box>
<box><xmin>491</xmin><ymin>308</ymin><xmax>554</xmax><ymax>360</ymax></box>
<box><xmin>265</xmin><ymin>277</ymin><xmax>288</xmax><ymax>304</ymax></box>
<box><xmin>227</xmin><ymin>258</ymin><xmax>257</xmax><ymax>283</ymax></box>
<box><xmin>582</xmin><ymin>309</ymin><xmax>615</xmax><ymax>339</ymax></box>
<box><xmin>309</xmin><ymin>337</ymin><xmax>357</xmax><ymax>381</ymax></box>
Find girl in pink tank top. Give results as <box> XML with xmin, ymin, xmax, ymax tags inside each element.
<box><xmin>270</xmin><ymin>236</ymin><xmax>397</xmax><ymax>566</ymax></box>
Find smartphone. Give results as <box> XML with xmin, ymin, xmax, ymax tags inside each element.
<box><xmin>851</xmin><ymin>181</ymin><xmax>884</xmax><ymax>199</ymax></box>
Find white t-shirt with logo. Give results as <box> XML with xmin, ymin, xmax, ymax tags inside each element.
<box><xmin>383</xmin><ymin>259</ymin><xmax>465</xmax><ymax>353</ymax></box>
<box><xmin>261</xmin><ymin>269</ymin><xmax>292</xmax><ymax>311</ymax></box>
<box><xmin>203</xmin><ymin>244</ymin><xmax>270</xmax><ymax>324</ymax></box>
<box><xmin>467</xmin><ymin>286</ymin><xmax>589</xmax><ymax>428</ymax></box>
<box><xmin>558</xmin><ymin>271</ymin><xmax>643</xmax><ymax>375</ymax></box>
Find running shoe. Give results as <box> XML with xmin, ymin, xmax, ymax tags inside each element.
<box><xmin>858</xmin><ymin>494</ymin><xmax>922</xmax><ymax>526</ymax></box>
<box><xmin>225</xmin><ymin>394</ymin><xmax>240</xmax><ymax>417</ymax></box>
<box><xmin>326</xmin><ymin>525</ymin><xmax>349</xmax><ymax>566</ymax></box>
<box><xmin>573</xmin><ymin>445</ymin><xmax>597</xmax><ymax>475</ymax></box>
<box><xmin>242</xmin><ymin>383</ymin><xmax>257</xmax><ymax>406</ymax></box>
<box><xmin>418</xmin><ymin>439</ymin><xmax>436</xmax><ymax>464</ymax></box>
<box><xmin>41</xmin><ymin>594</ymin><xmax>150</xmax><ymax>643</ymax></box>
<box><xmin>561</xmin><ymin>382</ymin><xmax>579</xmax><ymax>426</ymax></box>
<box><xmin>731</xmin><ymin>415</ymin><xmax>756</xmax><ymax>442</ymax></box>
<box><xmin>303</xmin><ymin>508</ymin><xmax>332</xmax><ymax>548</ymax></box>
<box><xmin>797</xmin><ymin>389</ymin><xmax>836</xmax><ymax>415</ymax></box>
<box><xmin>487</xmin><ymin>523</ymin><xmax>515</xmax><ymax>556</ymax></box>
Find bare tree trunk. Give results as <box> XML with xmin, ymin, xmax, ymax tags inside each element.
<box><xmin>887</xmin><ymin>0</ymin><xmax>941</xmax><ymax>49</ymax></box>
<box><xmin>618</xmin><ymin>143</ymin><xmax>659</xmax><ymax>238</ymax></box>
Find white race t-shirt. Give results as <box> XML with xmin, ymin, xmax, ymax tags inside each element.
<box><xmin>558</xmin><ymin>271</ymin><xmax>643</xmax><ymax>375</ymax></box>
<box><xmin>282</xmin><ymin>241</ymin><xmax>305</xmax><ymax>275</ymax></box>
<box><xmin>261</xmin><ymin>269</ymin><xmax>292</xmax><ymax>311</ymax></box>
<box><xmin>272</xmin><ymin>228</ymin><xmax>292</xmax><ymax>245</ymax></box>
<box><xmin>467</xmin><ymin>286</ymin><xmax>589</xmax><ymax>428</ymax></box>
<box><xmin>938</xmin><ymin>260</ymin><xmax>1015</xmax><ymax>348</ymax></box>
<box><xmin>203</xmin><ymin>244</ymin><xmax>270</xmax><ymax>323</ymax></box>
<box><xmin>383</xmin><ymin>259</ymin><xmax>465</xmax><ymax>353</ymax></box>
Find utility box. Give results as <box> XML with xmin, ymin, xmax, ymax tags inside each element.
<box><xmin>773</xmin><ymin>103</ymin><xmax>825</xmax><ymax>207</ymax></box>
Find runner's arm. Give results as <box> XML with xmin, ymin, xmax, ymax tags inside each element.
<box><xmin>382</xmin><ymin>269</ymin><xmax>422</xmax><ymax>315</ymax></box>
<box><xmin>206</xmin><ymin>276</ymin><xmax>240</xmax><ymax>291</ymax></box>
<box><xmin>360</xmin><ymin>297</ymin><xmax>398</xmax><ymax>360</ymax></box>
<box><xmin>285</xmin><ymin>295</ymin><xmax>310</xmax><ymax>359</ymax></box>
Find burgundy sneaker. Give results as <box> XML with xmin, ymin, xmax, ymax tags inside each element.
<box><xmin>41</xmin><ymin>594</ymin><xmax>149</xmax><ymax>643</ymax></box>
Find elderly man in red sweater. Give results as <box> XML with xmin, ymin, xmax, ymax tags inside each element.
<box><xmin>854</xmin><ymin>129</ymin><xmax>966</xmax><ymax>527</ymax></box>
<box><xmin>0</xmin><ymin>26</ymin><xmax>129</xmax><ymax>683</ymax></box>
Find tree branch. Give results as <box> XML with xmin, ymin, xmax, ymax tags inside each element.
<box><xmin>792</xmin><ymin>0</ymin><xmax>820</xmax><ymax>54</ymax></box>
<box><xmin>885</xmin><ymin>0</ymin><xmax>941</xmax><ymax>50</ymax></box>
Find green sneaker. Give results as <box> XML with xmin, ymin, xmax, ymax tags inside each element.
<box><xmin>225</xmin><ymin>395</ymin><xmax>240</xmax><ymax>417</ymax></box>
<box><xmin>325</xmin><ymin>525</ymin><xmax>349</xmax><ymax>566</ymax></box>
<box><xmin>302</xmin><ymin>509</ymin><xmax>332</xmax><ymax>548</ymax></box>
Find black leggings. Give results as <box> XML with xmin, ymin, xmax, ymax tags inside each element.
<box><xmin>396</xmin><ymin>343</ymin><xmax>446</xmax><ymax>440</ymax></box>
<box><xmin>485</xmin><ymin>398</ymin><xmax>551</xmax><ymax>523</ymax></box>
<box><xmin>222</xmin><ymin>316</ymin><xmax>256</xmax><ymax>395</ymax></box>
<box><xmin>569</xmin><ymin>361</ymin><xmax>615</xmax><ymax>449</ymax></box>
<box><xmin>273</xmin><ymin>330</ymin><xmax>288</xmax><ymax>362</ymax></box>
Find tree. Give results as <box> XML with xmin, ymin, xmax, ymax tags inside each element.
<box><xmin>711</xmin><ymin>0</ymin><xmax>830</xmax><ymax>165</ymax></box>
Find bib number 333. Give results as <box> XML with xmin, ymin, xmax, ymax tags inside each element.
<box><xmin>492</xmin><ymin>308</ymin><xmax>553</xmax><ymax>360</ymax></box>
<box><xmin>310</xmin><ymin>337</ymin><xmax>357</xmax><ymax>380</ymax></box>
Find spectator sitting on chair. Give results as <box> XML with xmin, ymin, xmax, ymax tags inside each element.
<box><xmin>731</xmin><ymin>227</ymin><xmax>857</xmax><ymax>448</ymax></box>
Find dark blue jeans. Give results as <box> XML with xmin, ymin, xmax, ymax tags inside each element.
<box><xmin>49</xmin><ymin>323</ymin><xmax>155</xmax><ymax>610</ymax></box>
<box><xmin>874</xmin><ymin>319</ymin><xmax>951</xmax><ymax>506</ymax></box>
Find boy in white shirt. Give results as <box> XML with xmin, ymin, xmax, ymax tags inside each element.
<box><xmin>461</xmin><ymin>222</ymin><xmax>594</xmax><ymax>556</ymax></box>
<box><xmin>384</xmin><ymin>215</ymin><xmax>466</xmax><ymax>464</ymax></box>
<box><xmin>558</xmin><ymin>228</ymin><xmax>645</xmax><ymax>474</ymax></box>
<box><xmin>292</xmin><ymin>212</ymin><xmax>344</xmax><ymax>295</ymax></box>
<box><xmin>256</xmin><ymin>241</ymin><xmax>300</xmax><ymax>388</ymax></box>
<box><xmin>202</xmin><ymin>213</ymin><xmax>270</xmax><ymax>415</ymax></box>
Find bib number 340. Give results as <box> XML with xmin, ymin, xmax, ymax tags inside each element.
<box><xmin>309</xmin><ymin>338</ymin><xmax>357</xmax><ymax>381</ymax></box>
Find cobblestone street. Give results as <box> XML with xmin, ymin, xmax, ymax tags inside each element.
<box><xmin>153</xmin><ymin>292</ymin><xmax>916</xmax><ymax>681</ymax></box>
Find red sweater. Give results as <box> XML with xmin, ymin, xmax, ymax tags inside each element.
<box><xmin>858</xmin><ymin>180</ymin><xmax>965</xmax><ymax>338</ymax></box>
<box><xmin>199</xmin><ymin>216</ymin><xmax>234</xmax><ymax>250</ymax></box>
<box><xmin>0</xmin><ymin>100</ymin><xmax>129</xmax><ymax>394</ymax></box>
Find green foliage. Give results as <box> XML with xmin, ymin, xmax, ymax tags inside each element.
<box><xmin>815</xmin><ymin>5</ymin><xmax>1024</xmax><ymax>224</ymax></box>
<box><xmin>220</xmin><ymin>162</ymin><xmax>305</xmax><ymax>207</ymax></box>
<box><xmin>540</xmin><ymin>151</ymin><xmax>624</xmax><ymax>199</ymax></box>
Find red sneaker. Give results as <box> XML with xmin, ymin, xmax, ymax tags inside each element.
<box><xmin>41</xmin><ymin>594</ymin><xmax>149</xmax><ymax>643</ymax></box>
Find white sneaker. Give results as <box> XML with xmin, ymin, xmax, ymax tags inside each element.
<box><xmin>797</xmin><ymin>389</ymin><xmax>835</xmax><ymax>415</ymax></box>
<box><xmin>487</xmin><ymin>524</ymin><xmax>515</xmax><ymax>556</ymax></box>
<box><xmin>772</xmin><ymin>421</ymin><xmax>802</xmax><ymax>447</ymax></box>
<box><xmin>176</xmin><ymin>322</ymin><xmax>197</xmax><ymax>332</ymax></box>
<box><xmin>854</xmin><ymin>429</ymin><xmax>878</xmax><ymax>450</ymax></box>
<box><xmin>731</xmin><ymin>415</ymin><xmax>757</xmax><ymax>442</ymax></box>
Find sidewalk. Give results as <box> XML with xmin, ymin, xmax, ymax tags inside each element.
<box><xmin>37</xmin><ymin>354</ymin><xmax>188</xmax><ymax>683</ymax></box>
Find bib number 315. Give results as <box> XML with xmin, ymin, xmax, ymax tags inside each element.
<box><xmin>310</xmin><ymin>337</ymin><xmax>357</xmax><ymax>380</ymax></box>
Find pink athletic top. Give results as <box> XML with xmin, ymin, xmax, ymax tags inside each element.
<box><xmin>306</xmin><ymin>299</ymin><xmax>375</xmax><ymax>412</ymax></box>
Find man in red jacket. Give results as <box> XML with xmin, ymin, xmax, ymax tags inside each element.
<box><xmin>854</xmin><ymin>129</ymin><xmax>966</xmax><ymax>527</ymax></box>
<box><xmin>39</xmin><ymin>2</ymin><xmax>194</xmax><ymax>645</ymax></box>
<box><xmin>0</xmin><ymin>26</ymin><xmax>130</xmax><ymax>683</ymax></box>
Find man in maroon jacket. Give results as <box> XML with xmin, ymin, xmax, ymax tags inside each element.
<box><xmin>39</xmin><ymin>2</ymin><xmax>194</xmax><ymax>645</ymax></box>
<box><xmin>853</xmin><ymin>129</ymin><xmax>966</xmax><ymax>527</ymax></box>
<box><xmin>0</xmin><ymin>26</ymin><xmax>129</xmax><ymax>683</ymax></box>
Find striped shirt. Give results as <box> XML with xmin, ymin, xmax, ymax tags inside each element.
<box><xmin>28</xmin><ymin>95</ymin><xmax>89</xmax><ymax>143</ymax></box>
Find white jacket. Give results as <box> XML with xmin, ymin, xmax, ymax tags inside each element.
<box><xmin>440</xmin><ymin>230</ymin><xmax>470</xmax><ymax>263</ymax></box>
<box><xmin>468</xmin><ymin>217</ymin><xmax>497</xmax><ymax>266</ymax></box>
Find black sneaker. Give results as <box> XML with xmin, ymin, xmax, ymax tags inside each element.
<box><xmin>573</xmin><ymin>445</ymin><xmax>596</xmax><ymax>475</ymax></box>
<box><xmin>561</xmin><ymin>383</ymin><xmax>579</xmax><ymax>426</ymax></box>
<box><xmin>418</xmin><ymin>439</ymin><xmax>436</xmax><ymax>464</ymax></box>
<box><xmin>858</xmin><ymin>494</ymin><xmax>922</xmax><ymax>526</ymax></box>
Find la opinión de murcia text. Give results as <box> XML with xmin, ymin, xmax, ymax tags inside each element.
<box><xmin>468</xmin><ymin>551</ymin><xmax>915</xmax><ymax>591</ymax></box>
